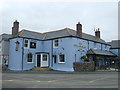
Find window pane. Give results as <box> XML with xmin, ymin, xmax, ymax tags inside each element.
<box><xmin>27</xmin><ymin>53</ymin><xmax>32</xmax><ymax>62</ymax></box>
<box><xmin>54</xmin><ymin>39</ymin><xmax>58</xmax><ymax>47</ymax></box>
<box><xmin>24</xmin><ymin>44</ymin><xmax>28</xmax><ymax>47</ymax></box>
<box><xmin>59</xmin><ymin>54</ymin><xmax>65</xmax><ymax>62</ymax></box>
<box><xmin>24</xmin><ymin>40</ymin><xmax>28</xmax><ymax>47</ymax></box>
<box><xmin>43</xmin><ymin>54</ymin><xmax>47</xmax><ymax>61</ymax></box>
<box><xmin>25</xmin><ymin>40</ymin><xmax>28</xmax><ymax>43</ymax></box>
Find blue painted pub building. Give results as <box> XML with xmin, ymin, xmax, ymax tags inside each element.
<box><xmin>8</xmin><ymin>21</ymin><xmax>117</xmax><ymax>71</ymax></box>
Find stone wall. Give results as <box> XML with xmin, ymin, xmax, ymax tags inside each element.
<box><xmin>73</xmin><ymin>61</ymin><xmax>95</xmax><ymax>72</ymax></box>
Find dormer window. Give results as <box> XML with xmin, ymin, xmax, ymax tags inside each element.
<box><xmin>53</xmin><ymin>39</ymin><xmax>59</xmax><ymax>48</ymax></box>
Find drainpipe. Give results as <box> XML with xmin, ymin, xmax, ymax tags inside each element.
<box><xmin>21</xmin><ymin>38</ymin><xmax>24</xmax><ymax>71</ymax></box>
<box><xmin>51</xmin><ymin>40</ymin><xmax>53</xmax><ymax>67</ymax></box>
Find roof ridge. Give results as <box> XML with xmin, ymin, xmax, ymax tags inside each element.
<box><xmin>42</xmin><ymin>33</ymin><xmax>47</xmax><ymax>40</ymax></box>
<box><xmin>20</xmin><ymin>29</ymin><xmax>42</xmax><ymax>34</ymax></box>
<box><xmin>42</xmin><ymin>28</ymin><xmax>71</xmax><ymax>34</ymax></box>
<box><xmin>66</xmin><ymin>28</ymin><xmax>72</xmax><ymax>36</ymax></box>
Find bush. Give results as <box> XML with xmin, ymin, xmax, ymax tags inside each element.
<box><xmin>81</xmin><ymin>55</ymin><xmax>90</xmax><ymax>62</ymax></box>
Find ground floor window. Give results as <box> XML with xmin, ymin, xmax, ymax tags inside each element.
<box><xmin>27</xmin><ymin>53</ymin><xmax>33</xmax><ymax>63</ymax></box>
<box><xmin>59</xmin><ymin>54</ymin><xmax>65</xmax><ymax>63</ymax></box>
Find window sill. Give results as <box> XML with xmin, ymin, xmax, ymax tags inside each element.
<box><xmin>53</xmin><ymin>47</ymin><xmax>58</xmax><ymax>48</ymax></box>
<box><xmin>58</xmin><ymin>62</ymin><xmax>65</xmax><ymax>64</ymax></box>
<box><xmin>27</xmin><ymin>62</ymin><xmax>34</xmax><ymax>64</ymax></box>
<box><xmin>24</xmin><ymin>47</ymin><xmax>29</xmax><ymax>49</ymax></box>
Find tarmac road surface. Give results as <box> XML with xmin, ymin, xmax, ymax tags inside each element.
<box><xmin>2</xmin><ymin>71</ymin><xmax>118</xmax><ymax>88</ymax></box>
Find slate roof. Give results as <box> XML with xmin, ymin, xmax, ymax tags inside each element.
<box><xmin>18</xmin><ymin>30</ymin><xmax>44</xmax><ymax>40</ymax></box>
<box><xmin>0</xmin><ymin>34</ymin><xmax>12</xmax><ymax>41</ymax></box>
<box><xmin>17</xmin><ymin>28</ymin><xmax>107</xmax><ymax>44</ymax></box>
<box><xmin>86</xmin><ymin>49</ymin><xmax>116</xmax><ymax>56</ymax></box>
<box><xmin>107</xmin><ymin>40</ymin><xmax>120</xmax><ymax>49</ymax></box>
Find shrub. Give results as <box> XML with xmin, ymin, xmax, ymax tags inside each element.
<box><xmin>81</xmin><ymin>55</ymin><xmax>90</xmax><ymax>62</ymax></box>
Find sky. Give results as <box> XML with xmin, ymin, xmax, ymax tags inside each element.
<box><xmin>0</xmin><ymin>0</ymin><xmax>118</xmax><ymax>42</ymax></box>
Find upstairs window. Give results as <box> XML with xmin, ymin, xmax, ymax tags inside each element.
<box><xmin>27</xmin><ymin>53</ymin><xmax>33</xmax><ymax>63</ymax></box>
<box><xmin>24</xmin><ymin>39</ymin><xmax>28</xmax><ymax>48</ymax></box>
<box><xmin>59</xmin><ymin>54</ymin><xmax>65</xmax><ymax>63</ymax></box>
<box><xmin>54</xmin><ymin>39</ymin><xmax>59</xmax><ymax>48</ymax></box>
<box><xmin>30</xmin><ymin>42</ymin><xmax>36</xmax><ymax>49</ymax></box>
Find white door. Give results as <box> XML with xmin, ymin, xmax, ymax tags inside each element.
<box><xmin>41</xmin><ymin>53</ymin><xmax>49</xmax><ymax>67</ymax></box>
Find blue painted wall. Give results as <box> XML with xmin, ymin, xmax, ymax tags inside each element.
<box><xmin>8</xmin><ymin>38</ymin><xmax>23</xmax><ymax>70</ymax></box>
<box><xmin>8</xmin><ymin>36</ymin><xmax>111</xmax><ymax>71</ymax></box>
<box><xmin>22</xmin><ymin>39</ymin><xmax>42</xmax><ymax>70</ymax></box>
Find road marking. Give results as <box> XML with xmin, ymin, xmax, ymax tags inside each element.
<box><xmin>4</xmin><ymin>80</ymin><xmax>14</xmax><ymax>82</ymax></box>
<box><xmin>89</xmin><ymin>77</ymin><xmax>108</xmax><ymax>83</ymax></box>
<box><xmin>48</xmin><ymin>80</ymin><xmax>57</xmax><ymax>83</ymax></box>
<box><xmin>36</xmin><ymin>81</ymin><xmax>41</xmax><ymax>82</ymax></box>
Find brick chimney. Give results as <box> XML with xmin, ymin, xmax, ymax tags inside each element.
<box><xmin>76</xmin><ymin>22</ymin><xmax>82</xmax><ymax>38</ymax></box>
<box><xmin>95</xmin><ymin>28</ymin><xmax>100</xmax><ymax>38</ymax></box>
<box><xmin>12</xmin><ymin>20</ymin><xmax>19</xmax><ymax>37</ymax></box>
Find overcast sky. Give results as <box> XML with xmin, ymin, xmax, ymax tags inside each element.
<box><xmin>1</xmin><ymin>0</ymin><xmax>118</xmax><ymax>42</ymax></box>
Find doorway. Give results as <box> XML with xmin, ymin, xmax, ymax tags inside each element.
<box><xmin>36</xmin><ymin>53</ymin><xmax>49</xmax><ymax>67</ymax></box>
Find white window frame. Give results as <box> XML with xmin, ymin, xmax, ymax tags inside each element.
<box><xmin>53</xmin><ymin>39</ymin><xmax>59</xmax><ymax>48</ymax></box>
<box><xmin>24</xmin><ymin>39</ymin><xmax>29</xmax><ymax>49</ymax></box>
<box><xmin>59</xmin><ymin>54</ymin><xmax>65</xmax><ymax>63</ymax></box>
<box><xmin>27</xmin><ymin>53</ymin><xmax>34</xmax><ymax>63</ymax></box>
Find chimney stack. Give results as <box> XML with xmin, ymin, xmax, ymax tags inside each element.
<box><xmin>76</xmin><ymin>22</ymin><xmax>82</xmax><ymax>38</ymax></box>
<box><xmin>12</xmin><ymin>20</ymin><xmax>19</xmax><ymax>37</ymax></box>
<box><xmin>95</xmin><ymin>28</ymin><xmax>100</xmax><ymax>38</ymax></box>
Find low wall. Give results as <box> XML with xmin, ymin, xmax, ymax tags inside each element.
<box><xmin>73</xmin><ymin>61</ymin><xmax>95</xmax><ymax>72</ymax></box>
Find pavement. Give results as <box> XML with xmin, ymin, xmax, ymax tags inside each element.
<box><xmin>2</xmin><ymin>70</ymin><xmax>119</xmax><ymax>88</ymax></box>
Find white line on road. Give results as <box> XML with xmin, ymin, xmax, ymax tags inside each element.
<box><xmin>89</xmin><ymin>77</ymin><xmax>108</xmax><ymax>83</ymax></box>
<box><xmin>3</xmin><ymin>80</ymin><xmax>14</xmax><ymax>82</ymax></box>
<box><xmin>47</xmin><ymin>80</ymin><xmax>57</xmax><ymax>83</ymax></box>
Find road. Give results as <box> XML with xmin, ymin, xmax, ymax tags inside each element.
<box><xmin>2</xmin><ymin>71</ymin><xmax>118</xmax><ymax>88</ymax></box>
